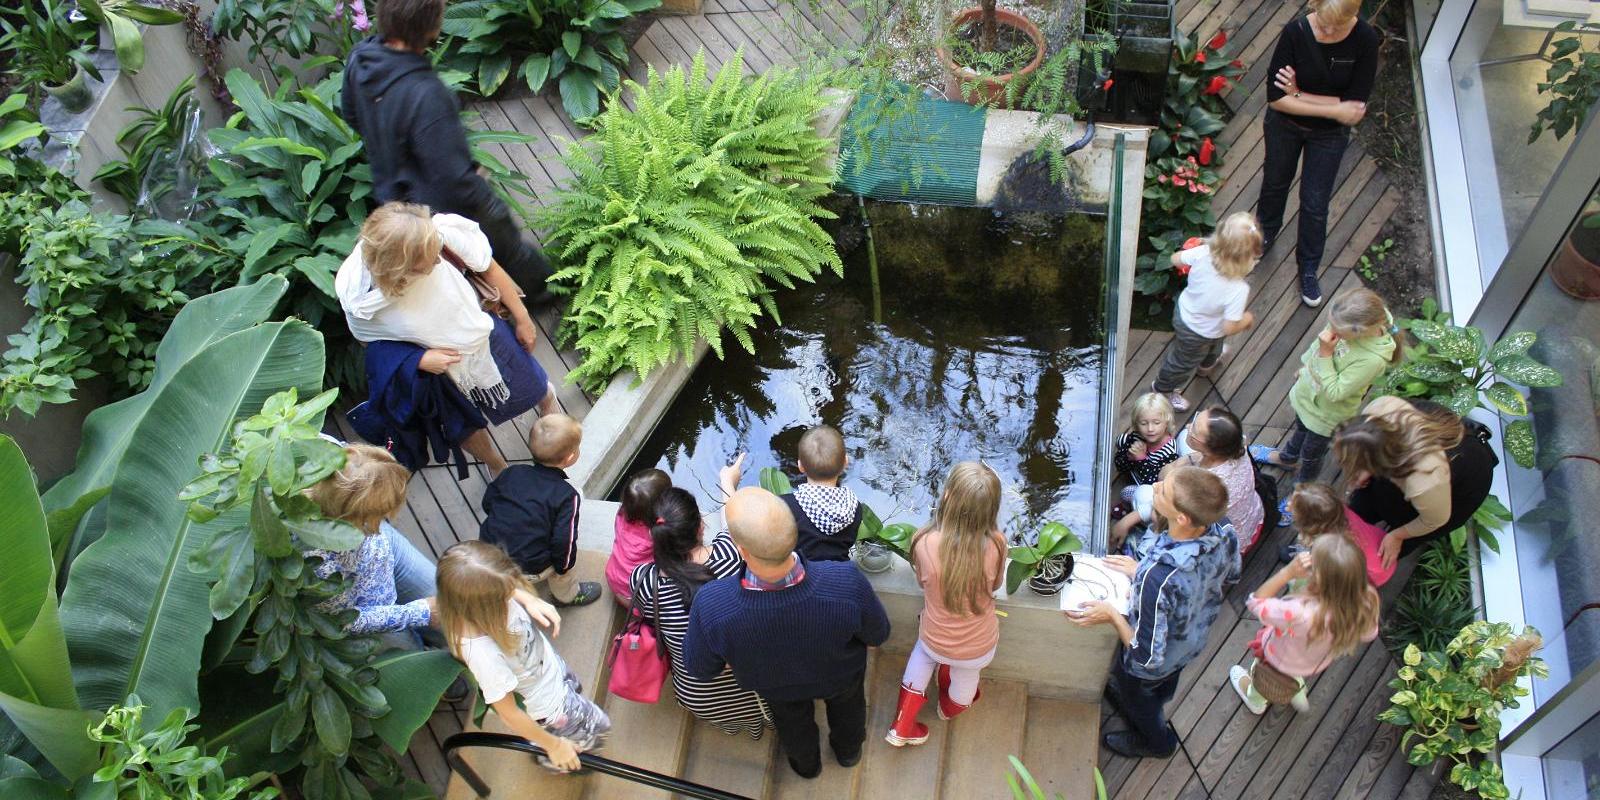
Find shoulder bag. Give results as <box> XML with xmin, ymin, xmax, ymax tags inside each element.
<box><xmin>439</xmin><ymin>243</ymin><xmax>522</xmax><ymax>320</ymax></box>
<box><xmin>606</xmin><ymin>571</ymin><xmax>670</xmax><ymax>703</ymax></box>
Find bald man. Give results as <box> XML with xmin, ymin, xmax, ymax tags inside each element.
<box><xmin>683</xmin><ymin>487</ymin><xmax>890</xmax><ymax>779</ymax></box>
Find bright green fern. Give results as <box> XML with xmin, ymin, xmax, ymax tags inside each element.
<box><xmin>542</xmin><ymin>49</ymin><xmax>842</xmax><ymax>391</ymax></box>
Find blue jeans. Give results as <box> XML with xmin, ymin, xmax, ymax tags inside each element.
<box><xmin>383</xmin><ymin>522</ymin><xmax>439</xmax><ymax>651</ymax></box>
<box><xmin>1109</xmin><ymin>655</ymin><xmax>1181</xmax><ymax>755</ymax></box>
<box><xmin>1258</xmin><ymin>109</ymin><xmax>1351</xmax><ymax>279</ymax></box>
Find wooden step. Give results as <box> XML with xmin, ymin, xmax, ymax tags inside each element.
<box><xmin>855</xmin><ymin>652</ymin><xmax>948</xmax><ymax>799</ymax></box>
<box><xmin>583</xmin><ymin>683</ymin><xmax>690</xmax><ymax>800</ymax></box>
<box><xmin>680</xmin><ymin>719</ymin><xmax>775</xmax><ymax>799</ymax></box>
<box><xmin>1022</xmin><ymin>696</ymin><xmax>1103</xmax><ymax>800</ymax></box>
<box><xmin>938</xmin><ymin>678</ymin><xmax>1029</xmax><ymax>800</ymax></box>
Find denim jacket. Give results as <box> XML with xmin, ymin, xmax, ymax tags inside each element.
<box><xmin>1122</xmin><ymin>521</ymin><xmax>1241</xmax><ymax>680</ymax></box>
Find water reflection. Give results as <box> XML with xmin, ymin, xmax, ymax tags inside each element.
<box><xmin>621</xmin><ymin>203</ymin><xmax>1110</xmax><ymax>540</ymax></box>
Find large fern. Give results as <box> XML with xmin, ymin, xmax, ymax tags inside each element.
<box><xmin>541</xmin><ymin>49</ymin><xmax>842</xmax><ymax>392</ymax></box>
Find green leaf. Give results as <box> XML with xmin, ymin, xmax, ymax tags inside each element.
<box><xmin>757</xmin><ymin>467</ymin><xmax>793</xmax><ymax>495</ymax></box>
<box><xmin>1487</xmin><ymin>331</ymin><xmax>1536</xmax><ymax>362</ymax></box>
<box><xmin>107</xmin><ymin>13</ymin><xmax>146</xmax><ymax>73</ymax></box>
<box><xmin>201</xmin><ymin>526</ymin><xmax>256</xmax><ymax>620</ymax></box>
<box><xmin>478</xmin><ymin>51</ymin><xmax>513</xmax><ymax>96</ymax></box>
<box><xmin>286</xmin><ymin>518</ymin><xmax>365</xmax><ymax>552</ymax></box>
<box><xmin>0</xmin><ymin>120</ymin><xmax>46</xmax><ymax>150</ymax></box>
<box><xmin>1403</xmin><ymin>359</ymin><xmax>1460</xmax><ymax>384</ymax></box>
<box><xmin>232</xmin><ymin>136</ymin><xmax>328</xmax><ymax>160</ymax></box>
<box><xmin>310</xmin><ymin>685</ymin><xmax>351</xmax><ymax>756</ymax></box>
<box><xmin>559</xmin><ymin>70</ymin><xmax>602</xmax><ymax>121</ymax></box>
<box><xmin>57</xmin><ymin>320</ymin><xmax>325</xmax><ymax>722</ymax></box>
<box><xmin>1482</xmin><ymin>382</ymin><xmax>1528</xmax><ymax>416</ymax></box>
<box><xmin>45</xmin><ymin>486</ymin><xmax>110</xmax><ymax>580</ymax></box>
<box><xmin>521</xmin><ymin>54</ymin><xmax>553</xmax><ymax>92</ymax></box>
<box><xmin>1004</xmin><ymin>558</ymin><xmax>1033</xmax><ymax>596</ymax></box>
<box><xmin>250</xmin><ymin>487</ymin><xmax>293</xmax><ymax>559</ymax></box>
<box><xmin>1504</xmin><ymin>420</ymin><xmax>1536</xmax><ymax>469</ymax></box>
<box><xmin>243</xmin><ymin>223</ymin><xmax>297</xmax><ymax>277</ymax></box>
<box><xmin>369</xmin><ymin>650</ymin><xmax>462</xmax><ymax>751</ymax></box>
<box><xmin>1493</xmin><ymin>355</ymin><xmax>1563</xmax><ymax>388</ymax></box>
<box><xmin>0</xmin><ymin>774</ymin><xmax>72</xmax><ymax>799</ymax></box>
<box><xmin>43</xmin><ymin>278</ymin><xmax>291</xmax><ymax>514</ymax></box>
<box><xmin>0</xmin><ymin>438</ymin><xmax>57</xmax><ymax>650</ymax></box>
<box><xmin>563</xmin><ymin>31</ymin><xmax>582</xmax><ymax>59</ymax></box>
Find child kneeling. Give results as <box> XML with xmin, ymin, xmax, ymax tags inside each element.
<box><xmin>439</xmin><ymin>541</ymin><xmax>611</xmax><ymax>772</ymax></box>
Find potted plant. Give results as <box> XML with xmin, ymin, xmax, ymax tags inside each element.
<box><xmin>1005</xmin><ymin>520</ymin><xmax>1081</xmax><ymax>595</ymax></box>
<box><xmin>1550</xmin><ymin>197</ymin><xmax>1600</xmax><ymax>301</ymax></box>
<box><xmin>74</xmin><ymin>0</ymin><xmax>186</xmax><ymax>74</ymax></box>
<box><xmin>936</xmin><ymin>0</ymin><xmax>1047</xmax><ymax>107</ymax></box>
<box><xmin>0</xmin><ymin>0</ymin><xmax>102</xmax><ymax>114</ymax></box>
<box><xmin>1378</xmin><ymin>621</ymin><xmax>1548</xmax><ymax>799</ymax></box>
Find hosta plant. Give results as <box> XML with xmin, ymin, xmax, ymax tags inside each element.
<box><xmin>438</xmin><ymin>0</ymin><xmax>660</xmax><ymax>121</ymax></box>
<box><xmin>1378</xmin><ymin>622</ymin><xmax>1548</xmax><ymax>800</ymax></box>
<box><xmin>1374</xmin><ymin>298</ymin><xmax>1562</xmax><ymax>467</ymax></box>
<box><xmin>542</xmin><ymin>50</ymin><xmax>843</xmax><ymax>391</ymax></box>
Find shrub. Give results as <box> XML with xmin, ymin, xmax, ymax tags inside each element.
<box><xmin>542</xmin><ymin>49</ymin><xmax>843</xmax><ymax>391</ymax></box>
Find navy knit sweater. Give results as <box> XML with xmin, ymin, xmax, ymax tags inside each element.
<box><xmin>682</xmin><ymin>559</ymin><xmax>891</xmax><ymax>702</ymax></box>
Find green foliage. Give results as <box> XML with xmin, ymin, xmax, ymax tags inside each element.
<box><xmin>1356</xmin><ymin>237</ymin><xmax>1394</xmax><ymax>282</ymax></box>
<box><xmin>1529</xmin><ymin>21</ymin><xmax>1600</xmax><ymax>144</ymax></box>
<box><xmin>76</xmin><ymin>0</ymin><xmax>185</xmax><ymax>73</ymax></box>
<box><xmin>0</xmin><ymin>93</ymin><xmax>85</xmax><ymax>254</ymax></box>
<box><xmin>1377</xmin><ymin>622</ymin><xmax>1548</xmax><ymax>799</ymax></box>
<box><xmin>0</xmin><ymin>202</ymin><xmax>232</xmax><ymax>416</ymax></box>
<box><xmin>542</xmin><ymin>50</ymin><xmax>843</xmax><ymax>391</ymax></box>
<box><xmin>88</xmin><ymin>698</ymin><xmax>275</xmax><ymax>800</ymax></box>
<box><xmin>211</xmin><ymin>0</ymin><xmax>358</xmax><ymax>66</ymax></box>
<box><xmin>182</xmin><ymin>388</ymin><xmax>460</xmax><ymax>800</ymax></box>
<box><xmin>1005</xmin><ymin>756</ymin><xmax>1107</xmax><ymax>800</ymax></box>
<box><xmin>0</xmin><ymin>0</ymin><xmax>101</xmax><ymax>91</ymax></box>
<box><xmin>1004</xmin><ymin>521</ymin><xmax>1082</xmax><ymax>595</ymax></box>
<box><xmin>1133</xmin><ymin>28</ymin><xmax>1245</xmax><ymax>308</ymax></box>
<box><xmin>438</xmin><ymin>0</ymin><xmax>661</xmax><ymax>121</ymax></box>
<box><xmin>1373</xmin><ymin>298</ymin><xmax>1561</xmax><ymax>467</ymax></box>
<box><xmin>1386</xmin><ymin>539</ymin><xmax>1475</xmax><ymax>655</ymax></box>
<box><xmin>92</xmin><ymin>75</ymin><xmax>205</xmax><ymax>210</ymax></box>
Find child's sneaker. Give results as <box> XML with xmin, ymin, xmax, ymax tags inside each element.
<box><xmin>1289</xmin><ymin>680</ymin><xmax>1311</xmax><ymax>713</ymax></box>
<box><xmin>1152</xmin><ymin>382</ymin><xmax>1190</xmax><ymax>413</ymax></box>
<box><xmin>1229</xmin><ymin>665</ymin><xmax>1267</xmax><ymax>715</ymax></box>
<box><xmin>1276</xmin><ymin>497</ymin><xmax>1294</xmax><ymax>527</ymax></box>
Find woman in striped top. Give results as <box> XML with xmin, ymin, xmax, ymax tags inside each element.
<box><xmin>630</xmin><ymin>488</ymin><xmax>771</xmax><ymax>738</ymax></box>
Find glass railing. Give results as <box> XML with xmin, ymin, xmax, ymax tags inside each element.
<box><xmin>1090</xmin><ymin>132</ymin><xmax>1127</xmax><ymax>557</ymax></box>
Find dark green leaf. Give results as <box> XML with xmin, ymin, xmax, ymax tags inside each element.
<box><xmin>1494</xmin><ymin>355</ymin><xmax>1562</xmax><ymax>388</ymax></box>
<box><xmin>250</xmin><ymin>487</ymin><xmax>293</xmax><ymax>558</ymax></box>
<box><xmin>310</xmin><ymin>685</ymin><xmax>352</xmax><ymax>756</ymax></box>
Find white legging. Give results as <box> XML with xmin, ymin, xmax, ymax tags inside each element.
<box><xmin>900</xmin><ymin>639</ymin><xmax>996</xmax><ymax>705</ymax></box>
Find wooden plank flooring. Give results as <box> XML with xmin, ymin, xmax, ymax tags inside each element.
<box><xmin>379</xmin><ymin>0</ymin><xmax>1438</xmax><ymax>795</ymax></box>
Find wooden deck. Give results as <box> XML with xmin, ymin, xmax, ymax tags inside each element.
<box><xmin>369</xmin><ymin>0</ymin><xmax>1441</xmax><ymax>796</ymax></box>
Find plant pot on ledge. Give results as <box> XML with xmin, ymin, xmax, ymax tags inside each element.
<box><xmin>937</xmin><ymin>7</ymin><xmax>1046</xmax><ymax>109</ymax></box>
<box><xmin>1551</xmin><ymin>211</ymin><xmax>1600</xmax><ymax>300</ymax></box>
<box><xmin>44</xmin><ymin>65</ymin><xmax>95</xmax><ymax>114</ymax></box>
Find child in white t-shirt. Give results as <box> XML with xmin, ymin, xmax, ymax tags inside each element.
<box><xmin>1152</xmin><ymin>212</ymin><xmax>1263</xmax><ymax>412</ymax></box>
<box><xmin>439</xmin><ymin>541</ymin><xmax>610</xmax><ymax>774</ymax></box>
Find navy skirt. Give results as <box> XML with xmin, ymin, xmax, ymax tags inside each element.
<box><xmin>479</xmin><ymin>316</ymin><xmax>549</xmax><ymax>426</ymax></box>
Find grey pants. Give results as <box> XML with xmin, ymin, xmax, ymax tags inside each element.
<box><xmin>1154</xmin><ymin>310</ymin><xmax>1225</xmax><ymax>393</ymax></box>
<box><xmin>532</xmin><ymin>671</ymin><xmax>612</xmax><ymax>773</ymax></box>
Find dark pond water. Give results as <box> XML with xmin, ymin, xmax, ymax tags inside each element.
<box><xmin>617</xmin><ymin>200</ymin><xmax>1112</xmax><ymax>541</ymax></box>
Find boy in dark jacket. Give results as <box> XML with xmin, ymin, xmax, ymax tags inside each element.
<box><xmin>478</xmin><ymin>414</ymin><xmax>602</xmax><ymax>606</ymax></box>
<box><xmin>339</xmin><ymin>0</ymin><xmax>553</xmax><ymax>297</ymax></box>
<box><xmin>781</xmin><ymin>426</ymin><xmax>863</xmax><ymax>562</ymax></box>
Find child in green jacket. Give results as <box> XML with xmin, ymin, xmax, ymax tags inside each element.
<box><xmin>1250</xmin><ymin>288</ymin><xmax>1398</xmax><ymax>526</ymax></box>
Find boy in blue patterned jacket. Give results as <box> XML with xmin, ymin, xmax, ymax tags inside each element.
<box><xmin>1067</xmin><ymin>466</ymin><xmax>1241</xmax><ymax>758</ymax></box>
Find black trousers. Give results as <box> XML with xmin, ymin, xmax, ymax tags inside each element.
<box><xmin>1257</xmin><ymin>109</ymin><xmax>1350</xmax><ymax>279</ymax></box>
<box><xmin>1109</xmin><ymin>655</ymin><xmax>1181</xmax><ymax>754</ymax></box>
<box><xmin>1347</xmin><ymin>435</ymin><xmax>1497</xmax><ymax>557</ymax></box>
<box><xmin>472</xmin><ymin>194</ymin><xmax>554</xmax><ymax>294</ymax></box>
<box><xmin>763</xmin><ymin>671</ymin><xmax>868</xmax><ymax>772</ymax></box>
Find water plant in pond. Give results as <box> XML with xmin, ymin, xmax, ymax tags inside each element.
<box><xmin>543</xmin><ymin>50</ymin><xmax>842</xmax><ymax>392</ymax></box>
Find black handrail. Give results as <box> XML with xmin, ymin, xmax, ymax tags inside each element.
<box><xmin>441</xmin><ymin>731</ymin><xmax>755</xmax><ymax>800</ymax></box>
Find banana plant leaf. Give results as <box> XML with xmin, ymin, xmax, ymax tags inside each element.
<box><xmin>58</xmin><ymin>319</ymin><xmax>325</xmax><ymax>722</ymax></box>
<box><xmin>0</xmin><ymin>436</ymin><xmax>97</xmax><ymax>779</ymax></box>
<box><xmin>42</xmin><ymin>278</ymin><xmax>289</xmax><ymax>517</ymax></box>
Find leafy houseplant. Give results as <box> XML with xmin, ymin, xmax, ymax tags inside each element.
<box><xmin>542</xmin><ymin>50</ymin><xmax>843</xmax><ymax>391</ymax></box>
<box><xmin>1528</xmin><ymin>21</ymin><xmax>1600</xmax><ymax>144</ymax></box>
<box><xmin>1378</xmin><ymin>622</ymin><xmax>1548</xmax><ymax>800</ymax></box>
<box><xmin>936</xmin><ymin>0</ymin><xmax>1046</xmax><ymax>108</ymax></box>
<box><xmin>1004</xmin><ymin>521</ymin><xmax>1082</xmax><ymax>595</ymax></box>
<box><xmin>1385</xmin><ymin>540</ymin><xmax>1475</xmax><ymax>655</ymax></box>
<box><xmin>211</xmin><ymin>0</ymin><xmax>361</xmax><ymax>67</ymax></box>
<box><xmin>1373</xmin><ymin>298</ymin><xmax>1563</xmax><ymax>468</ymax></box>
<box><xmin>0</xmin><ymin>0</ymin><xmax>102</xmax><ymax>113</ymax></box>
<box><xmin>87</xmin><ymin>697</ymin><xmax>276</xmax><ymax>800</ymax></box>
<box><xmin>439</xmin><ymin>0</ymin><xmax>661</xmax><ymax>121</ymax></box>
<box><xmin>91</xmin><ymin>75</ymin><xmax>207</xmax><ymax>213</ymax></box>
<box><xmin>75</xmin><ymin>0</ymin><xmax>185</xmax><ymax>73</ymax></box>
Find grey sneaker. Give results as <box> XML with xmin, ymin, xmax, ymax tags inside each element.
<box><xmin>1153</xmin><ymin>382</ymin><xmax>1190</xmax><ymax>413</ymax></box>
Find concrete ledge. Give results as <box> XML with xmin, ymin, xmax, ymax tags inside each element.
<box><xmin>566</xmin><ymin>339</ymin><xmax>712</xmax><ymax>500</ymax></box>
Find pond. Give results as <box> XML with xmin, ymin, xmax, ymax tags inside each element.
<box><xmin>617</xmin><ymin>198</ymin><xmax>1116</xmax><ymax>544</ymax></box>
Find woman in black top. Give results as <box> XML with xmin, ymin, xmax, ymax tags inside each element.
<box><xmin>1258</xmin><ymin>0</ymin><xmax>1379</xmax><ymax>308</ymax></box>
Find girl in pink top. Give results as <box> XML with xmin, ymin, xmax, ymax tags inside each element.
<box><xmin>886</xmin><ymin>462</ymin><xmax>1008</xmax><ymax>748</ymax></box>
<box><xmin>1289</xmin><ymin>482</ymin><xmax>1394</xmax><ymax>586</ymax></box>
<box><xmin>604</xmin><ymin>469</ymin><xmax>671</xmax><ymax>605</ymax></box>
<box><xmin>1231</xmin><ymin>534</ymin><xmax>1380</xmax><ymax>714</ymax></box>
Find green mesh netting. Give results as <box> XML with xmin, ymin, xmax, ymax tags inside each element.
<box><xmin>834</xmin><ymin>90</ymin><xmax>988</xmax><ymax>206</ymax></box>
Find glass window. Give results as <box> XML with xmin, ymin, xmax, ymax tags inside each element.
<box><xmin>1449</xmin><ymin>0</ymin><xmax>1598</xmax><ymax>282</ymax></box>
<box><xmin>1502</xmin><ymin>184</ymin><xmax>1600</xmax><ymax>705</ymax></box>
<box><xmin>1542</xmin><ymin>710</ymin><xmax>1600</xmax><ymax>800</ymax></box>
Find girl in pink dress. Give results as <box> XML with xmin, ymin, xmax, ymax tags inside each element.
<box><xmin>1288</xmin><ymin>482</ymin><xmax>1394</xmax><ymax>586</ymax></box>
<box><xmin>604</xmin><ymin>469</ymin><xmax>671</xmax><ymax>605</ymax></box>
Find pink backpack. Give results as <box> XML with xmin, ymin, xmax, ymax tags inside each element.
<box><xmin>606</xmin><ymin>573</ymin><xmax>669</xmax><ymax>703</ymax></box>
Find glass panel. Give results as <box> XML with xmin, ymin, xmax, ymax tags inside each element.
<box><xmin>1448</xmin><ymin>0</ymin><xmax>1596</xmax><ymax>282</ymax></box>
<box><xmin>1502</xmin><ymin>183</ymin><xmax>1600</xmax><ymax>705</ymax></box>
<box><xmin>1542</xmin><ymin>710</ymin><xmax>1600</xmax><ymax>800</ymax></box>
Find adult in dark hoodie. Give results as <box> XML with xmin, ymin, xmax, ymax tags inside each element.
<box><xmin>340</xmin><ymin>0</ymin><xmax>552</xmax><ymax>295</ymax></box>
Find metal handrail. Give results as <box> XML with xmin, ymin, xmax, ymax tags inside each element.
<box><xmin>441</xmin><ymin>731</ymin><xmax>755</xmax><ymax>800</ymax></box>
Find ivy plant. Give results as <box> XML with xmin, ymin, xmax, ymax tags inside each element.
<box><xmin>438</xmin><ymin>0</ymin><xmax>660</xmax><ymax>121</ymax></box>
<box><xmin>1529</xmin><ymin>21</ymin><xmax>1600</xmax><ymax>144</ymax></box>
<box><xmin>88</xmin><ymin>697</ymin><xmax>276</xmax><ymax>800</ymax></box>
<box><xmin>542</xmin><ymin>50</ymin><xmax>843</xmax><ymax>391</ymax></box>
<box><xmin>1378</xmin><ymin>622</ymin><xmax>1548</xmax><ymax>800</ymax></box>
<box><xmin>1374</xmin><ymin>298</ymin><xmax>1562</xmax><ymax>468</ymax></box>
<box><xmin>182</xmin><ymin>388</ymin><xmax>455</xmax><ymax>800</ymax></box>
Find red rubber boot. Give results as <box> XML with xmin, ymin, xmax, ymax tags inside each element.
<box><xmin>885</xmin><ymin>685</ymin><xmax>930</xmax><ymax>747</ymax></box>
<box><xmin>936</xmin><ymin>663</ymin><xmax>981</xmax><ymax>720</ymax></box>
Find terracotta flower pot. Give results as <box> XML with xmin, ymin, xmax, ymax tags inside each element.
<box><xmin>1551</xmin><ymin>212</ymin><xmax>1600</xmax><ymax>301</ymax></box>
<box><xmin>937</xmin><ymin>7</ymin><xmax>1046</xmax><ymax>108</ymax></box>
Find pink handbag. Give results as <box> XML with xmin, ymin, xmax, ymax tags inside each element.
<box><xmin>606</xmin><ymin>574</ymin><xmax>669</xmax><ymax>703</ymax></box>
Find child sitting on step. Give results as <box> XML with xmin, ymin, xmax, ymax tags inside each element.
<box><xmin>1230</xmin><ymin>534</ymin><xmax>1379</xmax><ymax>715</ymax></box>
<box><xmin>438</xmin><ymin>540</ymin><xmax>610</xmax><ymax>773</ymax></box>
<box><xmin>1114</xmin><ymin>392</ymin><xmax>1181</xmax><ymax>513</ymax></box>
<box><xmin>887</xmin><ymin>462</ymin><xmax>1009</xmax><ymax>747</ymax></box>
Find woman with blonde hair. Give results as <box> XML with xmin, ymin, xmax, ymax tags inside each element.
<box><xmin>1231</xmin><ymin>533</ymin><xmax>1380</xmax><ymax>714</ymax></box>
<box><xmin>1333</xmin><ymin>397</ymin><xmax>1496</xmax><ymax>570</ymax></box>
<box><xmin>337</xmin><ymin>202</ymin><xmax>557</xmax><ymax>476</ymax></box>
<box><xmin>1258</xmin><ymin>0</ymin><xmax>1379</xmax><ymax>307</ymax></box>
<box><xmin>438</xmin><ymin>540</ymin><xmax>609</xmax><ymax>773</ymax></box>
<box><xmin>1150</xmin><ymin>212</ymin><xmax>1262</xmax><ymax>413</ymax></box>
<box><xmin>886</xmin><ymin>462</ymin><xmax>1008</xmax><ymax>747</ymax></box>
